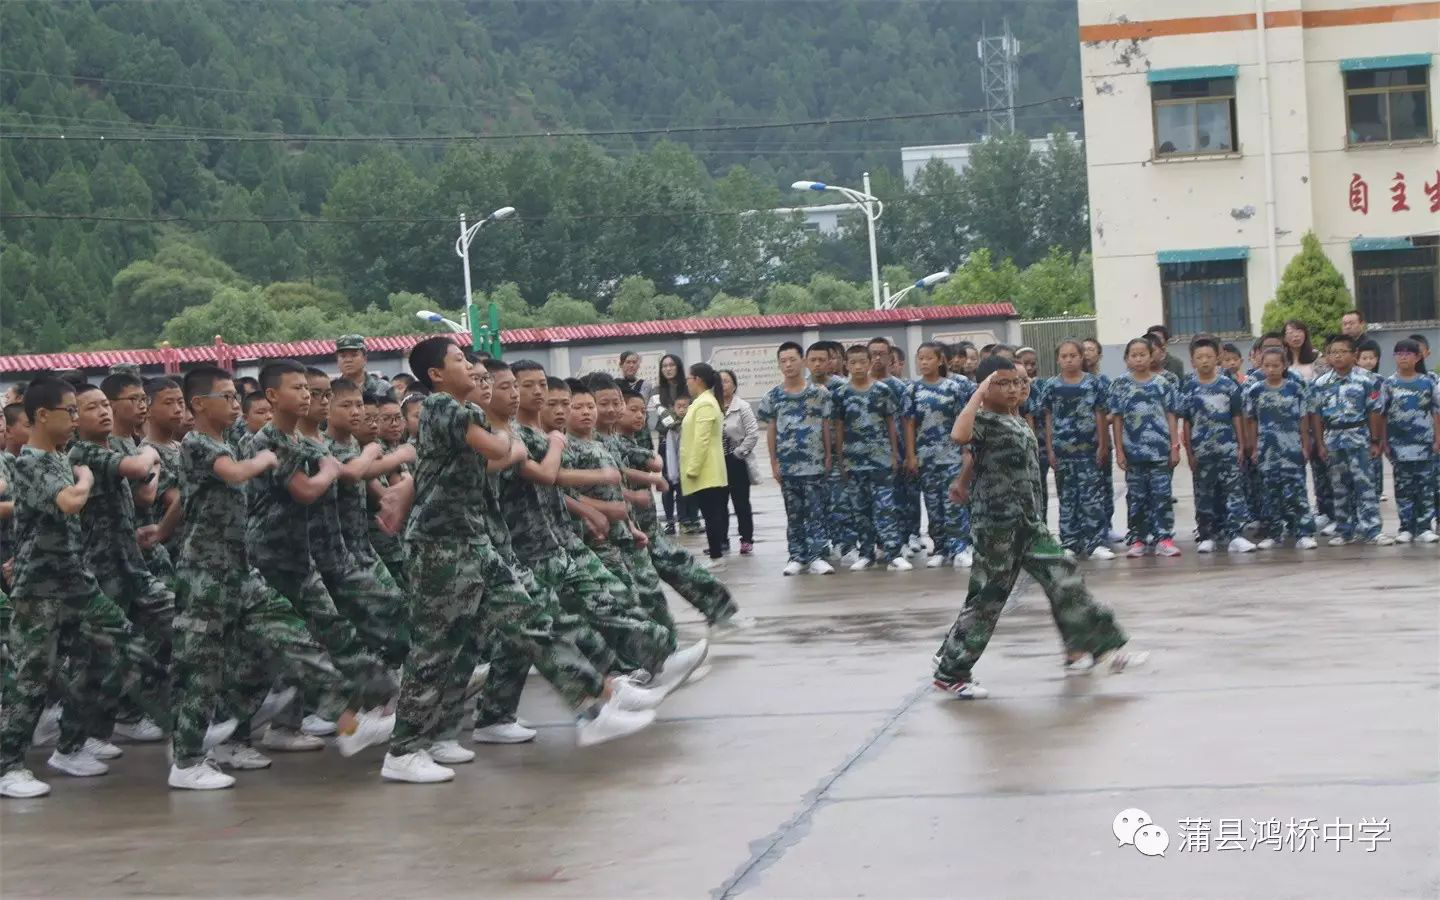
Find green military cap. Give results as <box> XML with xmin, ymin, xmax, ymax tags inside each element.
<box><xmin>108</xmin><ymin>363</ymin><xmax>142</xmax><ymax>376</ymax></box>
<box><xmin>335</xmin><ymin>334</ymin><xmax>368</xmax><ymax>352</ymax></box>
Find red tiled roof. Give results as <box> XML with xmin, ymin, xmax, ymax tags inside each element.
<box><xmin>0</xmin><ymin>303</ymin><xmax>1016</xmax><ymax>374</ymax></box>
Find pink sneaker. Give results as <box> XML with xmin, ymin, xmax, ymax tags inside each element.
<box><xmin>1125</xmin><ymin>542</ymin><xmax>1146</xmax><ymax>558</ymax></box>
<box><xmin>1156</xmin><ymin>538</ymin><xmax>1182</xmax><ymax>557</ymax></box>
<box><xmin>739</xmin><ymin>541</ymin><xmax>754</xmax><ymax>555</ymax></box>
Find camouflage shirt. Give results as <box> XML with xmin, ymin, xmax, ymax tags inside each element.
<box><xmin>1180</xmin><ymin>374</ymin><xmax>1243</xmax><ymax>462</ymax></box>
<box><xmin>562</xmin><ymin>436</ymin><xmax>633</xmax><ymax>547</ymax></box>
<box><xmin>1244</xmin><ymin>379</ymin><xmax>1309</xmax><ymax>469</ymax></box>
<box><xmin>1042</xmin><ymin>374</ymin><xmax>1106</xmax><ymax>459</ymax></box>
<box><xmin>878</xmin><ymin>375</ymin><xmax>911</xmax><ymax>456</ymax></box>
<box><xmin>965</xmin><ymin>411</ymin><xmax>1042</xmax><ymax>529</ymax></box>
<box><xmin>177</xmin><ymin>431</ymin><xmax>248</xmax><ymax>572</ymax></box>
<box><xmin>67</xmin><ymin>437</ymin><xmax>149</xmax><ymax>581</ymax></box>
<box><xmin>406</xmin><ymin>393</ymin><xmax>492</xmax><ymax>546</ymax></box>
<box><xmin>756</xmin><ymin>384</ymin><xmax>831</xmax><ymax>478</ymax></box>
<box><xmin>498</xmin><ymin>424</ymin><xmax>574</xmax><ymax>559</ymax></box>
<box><xmin>612</xmin><ymin>432</ymin><xmax>663</xmax><ymax>534</ymax></box>
<box><xmin>904</xmin><ymin>377</ymin><xmax>971</xmax><ymax>468</ymax></box>
<box><xmin>0</xmin><ymin>450</ymin><xmax>15</xmax><ymax>569</ymax></box>
<box><xmin>10</xmin><ymin>447</ymin><xmax>100</xmax><ymax>603</ymax></box>
<box><xmin>141</xmin><ymin>436</ymin><xmax>183</xmax><ymax>559</ymax></box>
<box><xmin>1381</xmin><ymin>375</ymin><xmax>1437</xmax><ymax>463</ymax></box>
<box><xmin>830</xmin><ymin>381</ymin><xmax>898</xmax><ymax>472</ymax></box>
<box><xmin>328</xmin><ymin>435</ymin><xmax>377</xmax><ymax>566</ymax></box>
<box><xmin>1106</xmin><ymin>374</ymin><xmax>1178</xmax><ymax>463</ymax></box>
<box><xmin>295</xmin><ymin>434</ymin><xmax>351</xmax><ymax>574</ymax></box>
<box><xmin>1308</xmin><ymin>368</ymin><xmax>1381</xmax><ymax>452</ymax></box>
<box><xmin>245</xmin><ymin>422</ymin><xmax>316</xmax><ymax>574</ymax></box>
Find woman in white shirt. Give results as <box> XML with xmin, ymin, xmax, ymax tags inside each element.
<box><xmin>719</xmin><ymin>369</ymin><xmax>759</xmax><ymax>554</ymax></box>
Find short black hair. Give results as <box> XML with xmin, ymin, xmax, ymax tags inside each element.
<box><xmin>777</xmin><ymin>341</ymin><xmax>803</xmax><ymax>358</ymax></box>
<box><xmin>401</xmin><ymin>393</ymin><xmax>425</xmax><ymax>416</ymax></box>
<box><xmin>620</xmin><ymin>387</ymin><xmax>644</xmax><ymax>402</ymax></box>
<box><xmin>546</xmin><ymin>376</ymin><xmax>570</xmax><ymax>392</ymax></box>
<box><xmin>183</xmin><ymin>365</ymin><xmax>233</xmax><ymax>404</ymax></box>
<box><xmin>1393</xmin><ymin>338</ymin><xmax>1421</xmax><ymax>355</ymax></box>
<box><xmin>258</xmin><ymin>360</ymin><xmax>306</xmax><ymax>393</ymax></box>
<box><xmin>1221</xmin><ymin>343</ymin><xmax>1241</xmax><ymax>357</ymax></box>
<box><xmin>378</xmin><ymin>394</ymin><xmax>402</xmax><ymax>409</ymax></box>
<box><xmin>1189</xmin><ymin>336</ymin><xmax>1220</xmax><ymax>356</ymax></box>
<box><xmin>510</xmin><ymin>359</ymin><xmax>546</xmax><ymax>377</ymax></box>
<box><xmin>303</xmin><ymin>366</ymin><xmax>328</xmax><ymax>380</ymax></box>
<box><xmin>980</xmin><ymin>344</ymin><xmax>996</xmax><ymax>354</ymax></box>
<box><xmin>846</xmin><ymin>343</ymin><xmax>870</xmax><ymax>358</ymax></box>
<box><xmin>975</xmin><ymin>355</ymin><xmax>1016</xmax><ymax>382</ymax></box>
<box><xmin>1355</xmin><ymin>339</ymin><xmax>1381</xmax><ymax>357</ymax></box>
<box><xmin>3</xmin><ymin>402</ymin><xmax>28</xmax><ymax>427</ymax></box>
<box><xmin>409</xmin><ymin>336</ymin><xmax>458</xmax><ymax>391</ymax></box>
<box><xmin>866</xmin><ymin>336</ymin><xmax>892</xmax><ymax>350</ymax></box>
<box><xmin>1324</xmin><ymin>334</ymin><xmax>1356</xmax><ymax>352</ymax></box>
<box><xmin>23</xmin><ymin>377</ymin><xmax>73</xmax><ymax>421</ymax></box>
<box><xmin>100</xmin><ymin>373</ymin><xmax>143</xmax><ymax>401</ymax></box>
<box><xmin>619</xmin><ymin>350</ymin><xmax>640</xmax><ymax>365</ymax></box>
<box><xmin>234</xmin><ymin>376</ymin><xmax>261</xmax><ymax>396</ymax></box>
<box><xmin>482</xmin><ymin>358</ymin><xmax>511</xmax><ymax>375</ymax></box>
<box><xmin>74</xmin><ymin>382</ymin><xmax>102</xmax><ymax>398</ymax></box>
<box><xmin>1147</xmin><ymin>324</ymin><xmax>1171</xmax><ymax>342</ymax></box>
<box><xmin>891</xmin><ymin>346</ymin><xmax>905</xmax><ymax>361</ymax></box>
<box><xmin>145</xmin><ymin>376</ymin><xmax>181</xmax><ymax>398</ymax></box>
<box><xmin>805</xmin><ymin>341</ymin><xmax>828</xmax><ymax>357</ymax></box>
<box><xmin>241</xmin><ymin>391</ymin><xmax>270</xmax><ymax>414</ymax></box>
<box><xmin>331</xmin><ymin>377</ymin><xmax>361</xmax><ymax>398</ymax></box>
<box><xmin>1259</xmin><ymin>331</ymin><xmax>1284</xmax><ymax>344</ymax></box>
<box><xmin>584</xmin><ymin>371</ymin><xmax>620</xmax><ymax>395</ymax></box>
<box><xmin>565</xmin><ymin>378</ymin><xmax>590</xmax><ymax>396</ymax></box>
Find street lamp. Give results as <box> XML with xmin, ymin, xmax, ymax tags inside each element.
<box><xmin>454</xmin><ymin>205</ymin><xmax>516</xmax><ymax>356</ymax></box>
<box><xmin>415</xmin><ymin>310</ymin><xmax>466</xmax><ymax>333</ymax></box>
<box><xmin>792</xmin><ymin>175</ymin><xmax>885</xmax><ymax>309</ymax></box>
<box><xmin>882</xmin><ymin>270</ymin><xmax>951</xmax><ymax>310</ymax></box>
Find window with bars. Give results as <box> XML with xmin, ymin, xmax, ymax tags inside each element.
<box><xmin>1152</xmin><ymin>77</ymin><xmax>1238</xmax><ymax>157</ymax></box>
<box><xmin>1354</xmin><ymin>241</ymin><xmax>1439</xmax><ymax>323</ymax></box>
<box><xmin>1160</xmin><ymin>259</ymin><xmax>1250</xmax><ymax>336</ymax></box>
<box><xmin>1345</xmin><ymin>66</ymin><xmax>1431</xmax><ymax>146</ymax></box>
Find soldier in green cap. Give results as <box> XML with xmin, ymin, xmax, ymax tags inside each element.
<box><xmin>335</xmin><ymin>335</ymin><xmax>394</xmax><ymax>401</ymax></box>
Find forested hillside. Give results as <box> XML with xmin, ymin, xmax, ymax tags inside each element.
<box><xmin>0</xmin><ymin>0</ymin><xmax>1087</xmax><ymax>354</ymax></box>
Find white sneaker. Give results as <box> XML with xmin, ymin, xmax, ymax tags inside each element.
<box><xmin>212</xmin><ymin>742</ymin><xmax>272</xmax><ymax>770</ymax></box>
<box><xmin>848</xmin><ymin>556</ymin><xmax>872</xmax><ymax>572</ymax></box>
<box><xmin>925</xmin><ymin>554</ymin><xmax>947</xmax><ymax>568</ymax></box>
<box><xmin>261</xmin><ymin>727</ymin><xmax>325</xmax><ymax>752</ymax></box>
<box><xmin>709</xmin><ymin>613</ymin><xmax>756</xmax><ymax>639</ymax></box>
<box><xmin>840</xmin><ymin>549</ymin><xmax>862</xmax><ymax>567</ymax></box>
<box><xmin>908</xmin><ymin>535</ymin><xmax>925</xmax><ymax>553</ymax></box>
<box><xmin>1107</xmin><ymin>528</ymin><xmax>1127</xmax><ymax>544</ymax></box>
<box><xmin>112</xmin><ymin>718</ymin><xmax>164</xmax><ymax>742</ymax></box>
<box><xmin>900</xmin><ymin>543</ymin><xmax>919</xmax><ymax>559</ymax></box>
<box><xmin>1256</xmin><ymin>538</ymin><xmax>1277</xmax><ymax>550</ymax></box>
<box><xmin>30</xmin><ymin>705</ymin><xmax>61</xmax><ymax>747</ymax></box>
<box><xmin>301</xmin><ymin>715</ymin><xmax>337</xmax><ymax>736</ymax></box>
<box><xmin>611</xmin><ymin>675</ymin><xmax>665</xmax><ymax>712</ymax></box>
<box><xmin>47</xmin><ymin>748</ymin><xmax>108</xmax><ymax>777</ymax></box>
<box><xmin>701</xmin><ymin>558</ymin><xmax>727</xmax><ymax>572</ymax></box>
<box><xmin>381</xmin><ymin>750</ymin><xmax>455</xmax><ymax>784</ymax></box>
<box><xmin>1395</xmin><ymin>530</ymin><xmax>1413</xmax><ymax>544</ymax></box>
<box><xmin>251</xmin><ymin>686</ymin><xmax>297</xmax><ymax>730</ymax></box>
<box><xmin>168</xmin><ymin>758</ymin><xmax>236</xmax><ymax>791</ymax></box>
<box><xmin>427</xmin><ymin>740</ymin><xmax>476</xmax><ymax>765</ymax></box>
<box><xmin>335</xmin><ymin>709</ymin><xmax>396</xmax><ymax>757</ymax></box>
<box><xmin>1064</xmin><ymin>653</ymin><xmax>1096</xmax><ymax>675</ymax></box>
<box><xmin>887</xmin><ymin>557</ymin><xmax>914</xmax><ymax>572</ymax></box>
<box><xmin>575</xmin><ymin>702</ymin><xmax>655</xmax><ymax>747</ymax></box>
<box><xmin>1327</xmin><ymin>535</ymin><xmax>1347</xmax><ymax>547</ymax></box>
<box><xmin>1196</xmin><ymin>539</ymin><xmax>1216</xmax><ymax>554</ymax></box>
<box><xmin>1227</xmin><ymin>536</ymin><xmax>1256</xmax><ymax>553</ymax></box>
<box><xmin>1418</xmin><ymin>531</ymin><xmax>1440</xmax><ymax>544</ymax></box>
<box><xmin>1314</xmin><ymin>513</ymin><xmax>1332</xmax><ymax>530</ymax></box>
<box><xmin>1321</xmin><ymin>522</ymin><xmax>1338</xmax><ymax>536</ymax></box>
<box><xmin>473</xmin><ymin>722</ymin><xmax>538</xmax><ymax>744</ymax></box>
<box><xmin>1296</xmin><ymin>536</ymin><xmax>1319</xmax><ymax>550</ymax></box>
<box><xmin>0</xmin><ymin>768</ymin><xmax>51</xmax><ymax>798</ymax></box>
<box><xmin>1102</xmin><ymin>649</ymin><xmax>1151</xmax><ymax>673</ymax></box>
<box><xmin>203</xmin><ymin>718</ymin><xmax>238</xmax><ymax>751</ymax></box>
<box><xmin>1089</xmin><ymin>546</ymin><xmax>1116</xmax><ymax>560</ymax></box>
<box><xmin>1368</xmin><ymin>534</ymin><xmax>1395</xmax><ymax>547</ymax></box>
<box><xmin>83</xmin><ymin>737</ymin><xmax>123</xmax><ymax>760</ymax></box>
<box><xmin>782</xmin><ymin>560</ymin><xmax>804</xmax><ymax>576</ymax></box>
<box><xmin>807</xmin><ymin>559</ymin><xmax>834</xmax><ymax>575</ymax></box>
<box><xmin>647</xmin><ymin>639</ymin><xmax>710</xmax><ymax>698</ymax></box>
<box><xmin>953</xmin><ymin>548</ymin><xmax>974</xmax><ymax>569</ymax></box>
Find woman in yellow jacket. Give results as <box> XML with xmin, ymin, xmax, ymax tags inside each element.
<box><xmin>681</xmin><ymin>362</ymin><xmax>730</xmax><ymax>561</ymax></box>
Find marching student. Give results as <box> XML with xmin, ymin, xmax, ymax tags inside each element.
<box><xmin>757</xmin><ymin>342</ymin><xmax>834</xmax><ymax>575</ymax></box>
<box><xmin>1108</xmin><ymin>338</ymin><xmax>1181</xmax><ymax>558</ymax></box>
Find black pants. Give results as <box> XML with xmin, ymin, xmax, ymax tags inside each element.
<box><xmin>691</xmin><ymin>486</ymin><xmax>730</xmax><ymax>559</ymax></box>
<box><xmin>725</xmin><ymin>454</ymin><xmax>754</xmax><ymax>543</ymax></box>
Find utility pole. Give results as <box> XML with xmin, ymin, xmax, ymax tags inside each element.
<box><xmin>977</xmin><ymin>18</ymin><xmax>1020</xmax><ymax>137</ymax></box>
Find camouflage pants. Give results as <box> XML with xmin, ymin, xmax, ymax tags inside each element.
<box><xmin>1055</xmin><ymin>457</ymin><xmax>1107</xmax><ymax>554</ymax></box>
<box><xmin>1309</xmin><ymin>451</ymin><xmax>1335</xmax><ymax>520</ymax></box>
<box><xmin>1241</xmin><ymin>454</ymin><xmax>1264</xmax><ymax>527</ymax></box>
<box><xmin>648</xmin><ymin>530</ymin><xmax>738</xmax><ymax>625</ymax></box>
<box><xmin>779</xmin><ymin>474</ymin><xmax>827</xmax><ymax>564</ymax></box>
<box><xmin>594</xmin><ymin>542</ymin><xmax>679</xmax><ymax>652</ymax></box>
<box><xmin>1036</xmin><ymin>447</ymin><xmax>1051</xmax><ymax>518</ymax></box>
<box><xmin>825</xmin><ymin>468</ymin><xmax>851</xmax><ymax>553</ymax></box>
<box><xmin>1372</xmin><ymin>455</ymin><xmax>1385</xmax><ymax>499</ymax></box>
<box><xmin>536</xmin><ymin>548</ymin><xmax>671</xmax><ymax>675</ymax></box>
<box><xmin>322</xmin><ymin>560</ymin><xmax>410</xmax><ymax>669</ymax></box>
<box><xmin>897</xmin><ymin>470</ymin><xmax>922</xmax><ymax>539</ymax></box>
<box><xmin>0</xmin><ymin>591</ymin><xmax>10</xmax><ymax>701</ymax></box>
<box><xmin>1098</xmin><ymin>450</ymin><xmax>1117</xmax><ymax>535</ymax></box>
<box><xmin>390</xmin><ymin>541</ymin><xmax>605</xmax><ymax>756</ymax></box>
<box><xmin>919</xmin><ymin>462</ymin><xmax>969</xmax><ymax>557</ymax></box>
<box><xmin>933</xmin><ymin>521</ymin><xmax>1127</xmax><ymax>682</ymax></box>
<box><xmin>1393</xmin><ymin>459</ymin><xmax>1435</xmax><ymax>536</ymax></box>
<box><xmin>1124</xmin><ymin>461</ymin><xmax>1174</xmax><ymax>544</ymax></box>
<box><xmin>80</xmin><ymin>571</ymin><xmax>174</xmax><ymax>741</ymax></box>
<box><xmin>379</xmin><ymin>552</ymin><xmax>407</xmax><ymax>590</ymax></box>
<box><xmin>1256</xmin><ymin>461</ymin><xmax>1315</xmax><ymax>539</ymax></box>
<box><xmin>1325</xmin><ymin>447</ymin><xmax>1380</xmax><ymax>541</ymax></box>
<box><xmin>842</xmin><ymin>469</ymin><xmax>904</xmax><ymax>561</ymax></box>
<box><xmin>1192</xmin><ymin>457</ymin><xmax>1250</xmax><ymax>542</ymax></box>
<box><xmin>169</xmin><ymin>567</ymin><xmax>342</xmax><ymax>766</ymax></box>
<box><xmin>1</xmin><ymin>592</ymin><xmax>165</xmax><ymax>773</ymax></box>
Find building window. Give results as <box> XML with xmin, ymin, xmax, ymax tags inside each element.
<box><xmin>1354</xmin><ymin>240</ymin><xmax>1439</xmax><ymax>322</ymax></box>
<box><xmin>1160</xmin><ymin>259</ymin><xmax>1250</xmax><ymax>336</ymax></box>
<box><xmin>1345</xmin><ymin>66</ymin><xmax>1430</xmax><ymax>145</ymax></box>
<box><xmin>1152</xmin><ymin>77</ymin><xmax>1237</xmax><ymax>157</ymax></box>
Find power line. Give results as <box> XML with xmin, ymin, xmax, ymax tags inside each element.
<box><xmin>0</xmin><ymin>96</ymin><xmax>1077</xmax><ymax>144</ymax></box>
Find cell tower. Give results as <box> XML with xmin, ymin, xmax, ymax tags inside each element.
<box><xmin>977</xmin><ymin>19</ymin><xmax>1020</xmax><ymax>136</ymax></box>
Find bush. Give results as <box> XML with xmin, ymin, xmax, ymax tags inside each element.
<box><xmin>1260</xmin><ymin>232</ymin><xmax>1353</xmax><ymax>337</ymax></box>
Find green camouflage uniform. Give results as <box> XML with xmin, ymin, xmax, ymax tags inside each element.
<box><xmin>141</xmin><ymin>437</ymin><xmax>184</xmax><ymax>569</ymax></box>
<box><xmin>934</xmin><ymin>411</ymin><xmax>1128</xmax><ymax>683</ymax></box>
<box><xmin>390</xmin><ymin>395</ymin><xmax>605</xmax><ymax>757</ymax></box>
<box><xmin>367</xmin><ymin>439</ymin><xmax>409</xmax><ymax>585</ymax></box>
<box><xmin>0</xmin><ymin>448</ymin><xmax>165</xmax><ymax>775</ymax></box>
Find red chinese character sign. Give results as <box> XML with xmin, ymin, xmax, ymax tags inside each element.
<box><xmin>1390</xmin><ymin>172</ymin><xmax>1409</xmax><ymax>212</ymax></box>
<box><xmin>1348</xmin><ymin>170</ymin><xmax>1436</xmax><ymax>215</ymax></box>
<box><xmin>1425</xmin><ymin>171</ymin><xmax>1440</xmax><ymax>214</ymax></box>
<box><xmin>1348</xmin><ymin>174</ymin><xmax>1368</xmax><ymax>214</ymax></box>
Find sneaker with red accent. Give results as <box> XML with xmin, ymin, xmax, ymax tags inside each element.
<box><xmin>933</xmin><ymin>678</ymin><xmax>990</xmax><ymax>700</ymax></box>
<box><xmin>1156</xmin><ymin>538</ymin><xmax>1182</xmax><ymax>557</ymax></box>
<box><xmin>1125</xmin><ymin>542</ymin><xmax>1146</xmax><ymax>558</ymax></box>
<box><xmin>739</xmin><ymin>540</ymin><xmax>754</xmax><ymax>555</ymax></box>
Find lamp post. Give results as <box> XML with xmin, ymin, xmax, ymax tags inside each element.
<box><xmin>792</xmin><ymin>175</ymin><xmax>884</xmax><ymax>310</ymax></box>
<box><xmin>882</xmin><ymin>270</ymin><xmax>952</xmax><ymax>310</ymax></box>
<box><xmin>455</xmin><ymin>205</ymin><xmax>515</xmax><ymax>356</ymax></box>
<box><xmin>415</xmin><ymin>310</ymin><xmax>467</xmax><ymax>333</ymax></box>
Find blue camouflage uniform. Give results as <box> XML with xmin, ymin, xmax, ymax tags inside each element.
<box><xmin>1023</xmin><ymin>378</ymin><xmax>1051</xmax><ymax>514</ymax></box>
<box><xmin>1382</xmin><ymin>374</ymin><xmax>1437</xmax><ymax>536</ymax></box>
<box><xmin>1309</xmin><ymin>368</ymin><xmax>1383</xmax><ymax>541</ymax></box>
<box><xmin>1092</xmin><ymin>372</ymin><xmax>1117</xmax><ymax>535</ymax></box>
<box><xmin>831</xmin><ymin>380</ymin><xmax>902</xmax><ymax>562</ymax></box>
<box><xmin>1244</xmin><ymin>378</ymin><xmax>1316</xmax><ymax>540</ymax></box>
<box><xmin>1180</xmin><ymin>374</ymin><xmax>1249</xmax><ymax>542</ymax></box>
<box><xmin>823</xmin><ymin>374</ymin><xmax>850</xmax><ymax>554</ymax></box>
<box><xmin>905</xmin><ymin>376</ymin><xmax>973</xmax><ymax>559</ymax></box>
<box><xmin>1107</xmin><ymin>374</ymin><xmax>1178</xmax><ymax>545</ymax></box>
<box><xmin>883</xmin><ymin>375</ymin><xmax>922</xmax><ymax>542</ymax></box>
<box><xmin>1043</xmin><ymin>373</ymin><xmax>1107</xmax><ymax>554</ymax></box>
<box><xmin>756</xmin><ymin>384</ymin><xmax>832</xmax><ymax>565</ymax></box>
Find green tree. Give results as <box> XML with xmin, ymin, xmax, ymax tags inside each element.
<box><xmin>162</xmin><ymin>286</ymin><xmax>283</xmax><ymax>346</ymax></box>
<box><xmin>930</xmin><ymin>249</ymin><xmax>1022</xmax><ymax>306</ymax></box>
<box><xmin>110</xmin><ymin>260</ymin><xmax>229</xmax><ymax>344</ymax></box>
<box><xmin>536</xmin><ymin>292</ymin><xmax>604</xmax><ymax>326</ymax></box>
<box><xmin>1015</xmin><ymin>248</ymin><xmax>1095</xmax><ymax>317</ymax></box>
<box><xmin>1260</xmin><ymin>232</ymin><xmax>1353</xmax><ymax>336</ymax></box>
<box><xmin>702</xmin><ymin>293</ymin><xmax>761</xmax><ymax>317</ymax></box>
<box><xmin>261</xmin><ymin>281</ymin><xmax>350</xmax><ymax>316</ymax></box>
<box><xmin>956</xmin><ymin>133</ymin><xmax>1038</xmax><ymax>267</ymax></box>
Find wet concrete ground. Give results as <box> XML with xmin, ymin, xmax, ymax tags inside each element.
<box><xmin>3</xmin><ymin>470</ymin><xmax>1438</xmax><ymax>898</ymax></box>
